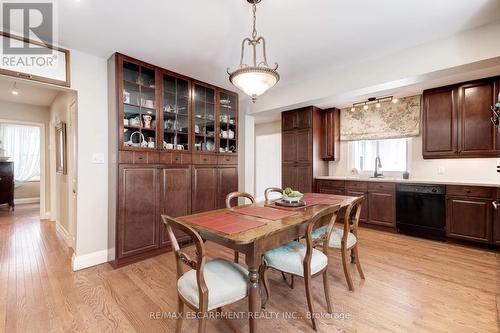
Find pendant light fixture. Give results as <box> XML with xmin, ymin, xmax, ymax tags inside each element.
<box><xmin>227</xmin><ymin>0</ymin><xmax>279</xmax><ymax>102</ymax></box>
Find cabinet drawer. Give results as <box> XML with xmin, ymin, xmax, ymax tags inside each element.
<box><xmin>318</xmin><ymin>188</ymin><xmax>345</xmax><ymax>196</ymax></box>
<box><xmin>316</xmin><ymin>179</ymin><xmax>345</xmax><ymax>190</ymax></box>
<box><xmin>368</xmin><ymin>182</ymin><xmax>395</xmax><ymax>193</ymax></box>
<box><xmin>218</xmin><ymin>155</ymin><xmax>238</xmax><ymax>165</ymax></box>
<box><xmin>346</xmin><ymin>181</ymin><xmax>368</xmax><ymax>191</ymax></box>
<box><xmin>192</xmin><ymin>153</ymin><xmax>217</xmax><ymax>165</ymax></box>
<box><xmin>119</xmin><ymin>151</ymin><xmax>159</xmax><ymax>164</ymax></box>
<box><xmin>446</xmin><ymin>185</ymin><xmax>496</xmax><ymax>198</ymax></box>
<box><xmin>159</xmin><ymin>152</ymin><xmax>191</xmax><ymax>165</ymax></box>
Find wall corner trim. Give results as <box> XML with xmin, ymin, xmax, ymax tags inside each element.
<box><xmin>72</xmin><ymin>250</ymin><xmax>108</xmax><ymax>271</ymax></box>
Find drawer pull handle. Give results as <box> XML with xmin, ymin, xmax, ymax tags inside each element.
<box><xmin>225</xmin><ymin>158</ymin><xmax>230</xmax><ymax>162</ymax></box>
<box><xmin>466</xmin><ymin>190</ymin><xmax>471</xmax><ymax>193</ymax></box>
<box><xmin>138</xmin><ymin>155</ymin><xmax>144</xmax><ymax>160</ymax></box>
<box><xmin>493</xmin><ymin>201</ymin><xmax>498</xmax><ymax>210</ymax></box>
<box><xmin>203</xmin><ymin>158</ymin><xmax>207</xmax><ymax>161</ymax></box>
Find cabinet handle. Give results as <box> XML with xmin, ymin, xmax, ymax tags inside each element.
<box><xmin>137</xmin><ymin>155</ymin><xmax>144</xmax><ymax>160</ymax></box>
<box><xmin>466</xmin><ymin>189</ymin><xmax>471</xmax><ymax>194</ymax></box>
<box><xmin>225</xmin><ymin>158</ymin><xmax>231</xmax><ymax>162</ymax></box>
<box><xmin>0</xmin><ymin>177</ymin><xmax>2</xmax><ymax>181</ymax></box>
<box><xmin>203</xmin><ymin>158</ymin><xmax>207</xmax><ymax>162</ymax></box>
<box><xmin>493</xmin><ymin>201</ymin><xmax>498</xmax><ymax>210</ymax></box>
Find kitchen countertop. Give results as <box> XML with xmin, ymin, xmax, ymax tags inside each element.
<box><xmin>316</xmin><ymin>176</ymin><xmax>500</xmax><ymax>188</ymax></box>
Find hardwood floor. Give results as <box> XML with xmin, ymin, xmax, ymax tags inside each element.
<box><xmin>0</xmin><ymin>204</ymin><xmax>498</xmax><ymax>332</ymax></box>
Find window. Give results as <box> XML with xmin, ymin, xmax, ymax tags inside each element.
<box><xmin>350</xmin><ymin>138</ymin><xmax>408</xmax><ymax>173</ymax></box>
<box><xmin>0</xmin><ymin>123</ymin><xmax>41</xmax><ymax>184</ymax></box>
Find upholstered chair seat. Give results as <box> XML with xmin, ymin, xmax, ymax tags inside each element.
<box><xmin>263</xmin><ymin>241</ymin><xmax>328</xmax><ymax>277</ymax></box>
<box><xmin>178</xmin><ymin>259</ymin><xmax>249</xmax><ymax>311</ymax></box>
<box><xmin>312</xmin><ymin>226</ymin><xmax>357</xmax><ymax>249</ymax></box>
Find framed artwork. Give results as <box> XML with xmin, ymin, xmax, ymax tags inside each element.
<box><xmin>55</xmin><ymin>122</ymin><xmax>67</xmax><ymax>174</ymax></box>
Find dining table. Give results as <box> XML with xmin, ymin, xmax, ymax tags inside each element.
<box><xmin>176</xmin><ymin>193</ymin><xmax>357</xmax><ymax>333</ymax></box>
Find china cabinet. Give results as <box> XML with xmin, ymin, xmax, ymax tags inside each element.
<box><xmin>108</xmin><ymin>53</ymin><xmax>239</xmax><ymax>267</ymax></box>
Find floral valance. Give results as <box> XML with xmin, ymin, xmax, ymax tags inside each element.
<box><xmin>340</xmin><ymin>95</ymin><xmax>421</xmax><ymax>141</ymax></box>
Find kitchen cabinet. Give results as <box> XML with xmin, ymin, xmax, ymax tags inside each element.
<box><xmin>0</xmin><ymin>162</ymin><xmax>14</xmax><ymax>210</ymax></box>
<box><xmin>422</xmin><ymin>75</ymin><xmax>500</xmax><ymax>159</ymax></box>
<box><xmin>281</xmin><ymin>106</ymin><xmax>328</xmax><ymax>193</ymax></box>
<box><xmin>217</xmin><ymin>166</ymin><xmax>238</xmax><ymax>209</ymax></box>
<box><xmin>192</xmin><ymin>166</ymin><xmax>218</xmax><ymax>213</ymax></box>
<box><xmin>494</xmin><ymin>190</ymin><xmax>500</xmax><ymax>245</ymax></box>
<box><xmin>446</xmin><ymin>197</ymin><xmax>492</xmax><ymax>243</ymax></box>
<box><xmin>368</xmin><ymin>182</ymin><xmax>396</xmax><ymax>227</ymax></box>
<box><xmin>108</xmin><ymin>53</ymin><xmax>239</xmax><ymax>267</ymax></box>
<box><xmin>346</xmin><ymin>190</ymin><xmax>368</xmax><ymax>223</ymax></box>
<box><xmin>159</xmin><ymin>167</ymin><xmax>191</xmax><ymax>247</ymax></box>
<box><xmin>321</xmin><ymin>108</ymin><xmax>340</xmax><ymax>161</ymax></box>
<box><xmin>118</xmin><ymin>167</ymin><xmax>159</xmax><ymax>258</ymax></box>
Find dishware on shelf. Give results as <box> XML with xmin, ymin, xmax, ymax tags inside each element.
<box><xmin>123</xmin><ymin>91</ymin><xmax>131</xmax><ymax>104</ymax></box>
<box><xmin>228</xmin><ymin>145</ymin><xmax>236</xmax><ymax>152</ymax></box>
<box><xmin>228</xmin><ymin>129</ymin><xmax>234</xmax><ymax>139</ymax></box>
<box><xmin>194</xmin><ymin>124</ymin><xmax>200</xmax><ymax>134</ymax></box>
<box><xmin>142</xmin><ymin>99</ymin><xmax>154</xmax><ymax>108</ymax></box>
<box><xmin>129</xmin><ymin>116</ymin><xmax>141</xmax><ymax>127</ymax></box>
<box><xmin>206</xmin><ymin>130</ymin><xmax>214</xmax><ymax>137</ymax></box>
<box><xmin>195</xmin><ymin>143</ymin><xmax>201</xmax><ymax>151</ymax></box>
<box><xmin>219</xmin><ymin>148</ymin><xmax>225</xmax><ymax>153</ymax></box>
<box><xmin>206</xmin><ymin>140</ymin><xmax>214</xmax><ymax>151</ymax></box>
<box><xmin>142</xmin><ymin>114</ymin><xmax>153</xmax><ymax>128</ymax></box>
<box><xmin>166</xmin><ymin>143</ymin><xmax>174</xmax><ymax>149</ymax></box>
<box><xmin>124</xmin><ymin>131</ymin><xmax>146</xmax><ymax>148</ymax></box>
<box><xmin>177</xmin><ymin>144</ymin><xmax>184</xmax><ymax>150</ymax></box>
<box><xmin>123</xmin><ymin>118</ymin><xmax>129</xmax><ymax>126</ymax></box>
<box><xmin>220</xmin><ymin>99</ymin><xmax>231</xmax><ymax>105</ymax></box>
<box><xmin>220</xmin><ymin>114</ymin><xmax>229</xmax><ymax>123</ymax></box>
<box><xmin>147</xmin><ymin>137</ymin><xmax>155</xmax><ymax>148</ymax></box>
<box><xmin>221</xmin><ymin>130</ymin><xmax>228</xmax><ymax>139</ymax></box>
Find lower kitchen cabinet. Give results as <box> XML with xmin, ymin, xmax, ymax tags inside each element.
<box><xmin>369</xmin><ymin>192</ymin><xmax>395</xmax><ymax>227</ymax></box>
<box><xmin>446</xmin><ymin>197</ymin><xmax>493</xmax><ymax>243</ymax></box>
<box><xmin>217</xmin><ymin>167</ymin><xmax>238</xmax><ymax>208</ymax></box>
<box><xmin>192</xmin><ymin>165</ymin><xmax>238</xmax><ymax>213</ymax></box>
<box><xmin>118</xmin><ymin>166</ymin><xmax>159</xmax><ymax>258</ymax></box>
<box><xmin>192</xmin><ymin>166</ymin><xmax>218</xmax><ymax>214</ymax></box>
<box><xmin>494</xmin><ymin>200</ymin><xmax>500</xmax><ymax>245</ymax></box>
<box><xmin>282</xmin><ymin>163</ymin><xmax>312</xmax><ymax>193</ymax></box>
<box><xmin>159</xmin><ymin>167</ymin><xmax>191</xmax><ymax>247</ymax></box>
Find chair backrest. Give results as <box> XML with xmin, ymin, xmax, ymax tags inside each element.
<box><xmin>264</xmin><ymin>187</ymin><xmax>283</xmax><ymax>204</ymax></box>
<box><xmin>226</xmin><ymin>191</ymin><xmax>255</xmax><ymax>208</ymax></box>
<box><xmin>340</xmin><ymin>196</ymin><xmax>364</xmax><ymax>245</ymax></box>
<box><xmin>162</xmin><ymin>215</ymin><xmax>208</xmax><ymax>311</ymax></box>
<box><xmin>303</xmin><ymin>204</ymin><xmax>341</xmax><ymax>274</ymax></box>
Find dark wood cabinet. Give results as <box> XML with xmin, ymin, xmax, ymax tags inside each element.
<box><xmin>281</xmin><ymin>106</ymin><xmax>328</xmax><ymax>193</ymax></box>
<box><xmin>159</xmin><ymin>167</ymin><xmax>191</xmax><ymax>247</ymax></box>
<box><xmin>192</xmin><ymin>166</ymin><xmax>218</xmax><ymax>214</ymax></box>
<box><xmin>423</xmin><ymin>76</ymin><xmax>500</xmax><ymax>159</ymax></box>
<box><xmin>369</xmin><ymin>192</ymin><xmax>395</xmax><ymax>227</ymax></box>
<box><xmin>0</xmin><ymin>162</ymin><xmax>14</xmax><ymax>210</ymax></box>
<box><xmin>108</xmin><ymin>53</ymin><xmax>239</xmax><ymax>267</ymax></box>
<box><xmin>446</xmin><ymin>197</ymin><xmax>492</xmax><ymax>243</ymax></box>
<box><xmin>321</xmin><ymin>108</ymin><xmax>340</xmax><ymax>161</ymax></box>
<box><xmin>118</xmin><ymin>167</ymin><xmax>159</xmax><ymax>258</ymax></box>
<box><xmin>217</xmin><ymin>167</ymin><xmax>238</xmax><ymax>209</ymax></box>
<box><xmin>494</xmin><ymin>191</ymin><xmax>500</xmax><ymax>245</ymax></box>
<box><xmin>422</xmin><ymin>86</ymin><xmax>458</xmax><ymax>158</ymax></box>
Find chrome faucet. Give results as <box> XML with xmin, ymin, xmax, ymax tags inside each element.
<box><xmin>374</xmin><ymin>156</ymin><xmax>383</xmax><ymax>178</ymax></box>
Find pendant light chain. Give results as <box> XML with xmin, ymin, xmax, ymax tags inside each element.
<box><xmin>252</xmin><ymin>4</ymin><xmax>258</xmax><ymax>40</ymax></box>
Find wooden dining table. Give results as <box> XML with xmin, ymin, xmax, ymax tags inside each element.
<box><xmin>177</xmin><ymin>194</ymin><xmax>357</xmax><ymax>333</ymax></box>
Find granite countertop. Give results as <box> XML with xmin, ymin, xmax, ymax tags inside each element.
<box><xmin>315</xmin><ymin>176</ymin><xmax>500</xmax><ymax>188</ymax></box>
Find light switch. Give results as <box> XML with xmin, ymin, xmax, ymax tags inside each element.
<box><xmin>92</xmin><ymin>153</ymin><xmax>105</xmax><ymax>164</ymax></box>
<box><xmin>437</xmin><ymin>166</ymin><xmax>445</xmax><ymax>175</ymax></box>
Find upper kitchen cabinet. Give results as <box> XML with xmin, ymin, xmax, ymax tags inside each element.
<box><xmin>218</xmin><ymin>90</ymin><xmax>238</xmax><ymax>154</ymax></box>
<box><xmin>281</xmin><ymin>106</ymin><xmax>328</xmax><ymax>193</ymax></box>
<box><xmin>193</xmin><ymin>82</ymin><xmax>217</xmax><ymax>153</ymax></box>
<box><xmin>422</xmin><ymin>75</ymin><xmax>500</xmax><ymax>159</ymax></box>
<box><xmin>321</xmin><ymin>108</ymin><xmax>340</xmax><ymax>161</ymax></box>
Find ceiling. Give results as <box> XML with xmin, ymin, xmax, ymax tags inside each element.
<box><xmin>57</xmin><ymin>0</ymin><xmax>500</xmax><ymax>92</ymax></box>
<box><xmin>0</xmin><ymin>78</ymin><xmax>60</xmax><ymax>106</ymax></box>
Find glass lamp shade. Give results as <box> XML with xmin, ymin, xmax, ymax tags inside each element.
<box><xmin>229</xmin><ymin>67</ymin><xmax>279</xmax><ymax>101</ymax></box>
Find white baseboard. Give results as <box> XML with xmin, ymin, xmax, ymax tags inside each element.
<box><xmin>55</xmin><ymin>221</ymin><xmax>74</xmax><ymax>248</ymax></box>
<box><xmin>14</xmin><ymin>197</ymin><xmax>40</xmax><ymax>205</ymax></box>
<box><xmin>72</xmin><ymin>249</ymin><xmax>108</xmax><ymax>271</ymax></box>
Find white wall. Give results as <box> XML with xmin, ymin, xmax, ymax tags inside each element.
<box><xmin>329</xmin><ymin>137</ymin><xmax>499</xmax><ymax>184</ymax></box>
<box><xmin>255</xmin><ymin>120</ymin><xmax>281</xmax><ymax>201</ymax></box>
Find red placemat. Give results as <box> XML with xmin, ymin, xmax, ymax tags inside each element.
<box><xmin>233</xmin><ymin>206</ymin><xmax>298</xmax><ymax>220</ymax></box>
<box><xmin>265</xmin><ymin>193</ymin><xmax>345</xmax><ymax>211</ymax></box>
<box><xmin>185</xmin><ymin>212</ymin><xmax>267</xmax><ymax>235</ymax></box>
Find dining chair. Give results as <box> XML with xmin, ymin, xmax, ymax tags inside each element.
<box><xmin>259</xmin><ymin>205</ymin><xmax>340</xmax><ymax>331</ymax></box>
<box><xmin>226</xmin><ymin>191</ymin><xmax>256</xmax><ymax>263</ymax></box>
<box><xmin>162</xmin><ymin>215</ymin><xmax>249</xmax><ymax>333</ymax></box>
<box><xmin>264</xmin><ymin>187</ymin><xmax>283</xmax><ymax>204</ymax></box>
<box><xmin>312</xmin><ymin>196</ymin><xmax>365</xmax><ymax>291</ymax></box>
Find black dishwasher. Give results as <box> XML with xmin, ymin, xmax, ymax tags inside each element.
<box><xmin>396</xmin><ymin>184</ymin><xmax>446</xmax><ymax>241</ymax></box>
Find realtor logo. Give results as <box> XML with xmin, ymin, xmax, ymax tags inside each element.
<box><xmin>2</xmin><ymin>2</ymin><xmax>53</xmax><ymax>54</ymax></box>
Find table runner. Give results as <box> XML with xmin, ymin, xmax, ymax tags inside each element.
<box><xmin>185</xmin><ymin>212</ymin><xmax>267</xmax><ymax>235</ymax></box>
<box><xmin>232</xmin><ymin>206</ymin><xmax>298</xmax><ymax>220</ymax></box>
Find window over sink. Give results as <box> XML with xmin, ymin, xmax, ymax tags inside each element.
<box><xmin>349</xmin><ymin>138</ymin><xmax>408</xmax><ymax>174</ymax></box>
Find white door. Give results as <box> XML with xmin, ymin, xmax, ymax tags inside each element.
<box><xmin>67</xmin><ymin>100</ymin><xmax>78</xmax><ymax>248</ymax></box>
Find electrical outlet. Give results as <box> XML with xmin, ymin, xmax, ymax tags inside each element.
<box><xmin>437</xmin><ymin>166</ymin><xmax>445</xmax><ymax>175</ymax></box>
<box><xmin>92</xmin><ymin>153</ymin><xmax>105</xmax><ymax>164</ymax></box>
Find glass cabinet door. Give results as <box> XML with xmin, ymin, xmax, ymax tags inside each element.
<box><xmin>122</xmin><ymin>61</ymin><xmax>157</xmax><ymax>149</ymax></box>
<box><xmin>218</xmin><ymin>91</ymin><xmax>238</xmax><ymax>154</ymax></box>
<box><xmin>194</xmin><ymin>84</ymin><xmax>216</xmax><ymax>152</ymax></box>
<box><xmin>163</xmin><ymin>74</ymin><xmax>190</xmax><ymax>151</ymax></box>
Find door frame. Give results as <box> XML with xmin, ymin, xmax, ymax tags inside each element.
<box><xmin>0</xmin><ymin>118</ymin><xmax>47</xmax><ymax>218</ymax></box>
